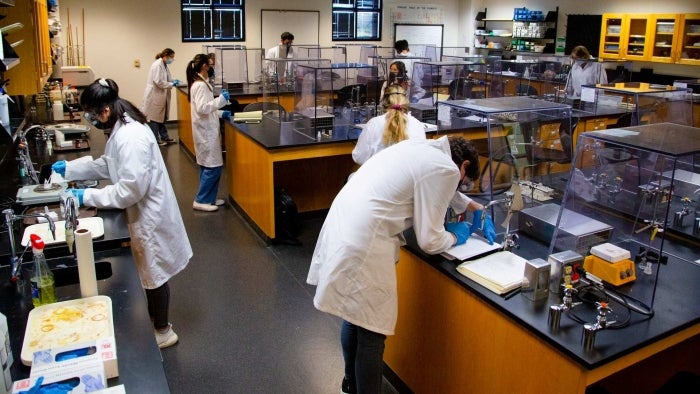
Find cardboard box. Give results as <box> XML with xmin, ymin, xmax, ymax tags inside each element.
<box><xmin>13</xmin><ymin>353</ymin><xmax>106</xmax><ymax>394</ymax></box>
<box><xmin>32</xmin><ymin>337</ymin><xmax>118</xmax><ymax>380</ymax></box>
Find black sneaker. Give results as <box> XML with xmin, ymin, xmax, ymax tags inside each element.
<box><xmin>162</xmin><ymin>137</ymin><xmax>175</xmax><ymax>144</ymax></box>
<box><xmin>341</xmin><ymin>377</ymin><xmax>356</xmax><ymax>394</ymax></box>
<box><xmin>157</xmin><ymin>140</ymin><xmax>167</xmax><ymax>146</ymax></box>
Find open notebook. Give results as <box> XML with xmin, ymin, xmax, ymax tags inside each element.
<box><xmin>441</xmin><ymin>234</ymin><xmax>501</xmax><ymax>261</ymax></box>
<box><xmin>456</xmin><ymin>251</ymin><xmax>527</xmax><ymax>295</ymax></box>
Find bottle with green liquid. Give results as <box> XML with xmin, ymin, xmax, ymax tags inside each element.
<box><xmin>29</xmin><ymin>234</ymin><xmax>57</xmax><ymax>307</ymax></box>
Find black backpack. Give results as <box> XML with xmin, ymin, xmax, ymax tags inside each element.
<box><xmin>274</xmin><ymin>188</ymin><xmax>301</xmax><ymax>245</ymax></box>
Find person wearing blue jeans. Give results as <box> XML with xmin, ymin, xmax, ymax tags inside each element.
<box><xmin>186</xmin><ymin>53</ymin><xmax>231</xmax><ymax>212</ymax></box>
<box><xmin>194</xmin><ymin>165</ymin><xmax>222</xmax><ymax>207</ymax></box>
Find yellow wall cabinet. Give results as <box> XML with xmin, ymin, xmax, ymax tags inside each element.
<box><xmin>600</xmin><ymin>14</ymin><xmax>653</xmax><ymax>61</ymax></box>
<box><xmin>677</xmin><ymin>14</ymin><xmax>700</xmax><ymax>66</ymax></box>
<box><xmin>602</xmin><ymin>13</ymin><xmax>700</xmax><ymax>66</ymax></box>
<box><xmin>1</xmin><ymin>0</ymin><xmax>52</xmax><ymax>95</ymax></box>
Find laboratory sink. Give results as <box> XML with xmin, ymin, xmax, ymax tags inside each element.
<box><xmin>52</xmin><ymin>260</ymin><xmax>113</xmax><ymax>287</ymax></box>
<box><xmin>21</xmin><ymin>256</ymin><xmax>113</xmax><ymax>287</ymax></box>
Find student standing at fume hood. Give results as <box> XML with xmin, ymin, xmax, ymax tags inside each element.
<box><xmin>52</xmin><ymin>78</ymin><xmax>192</xmax><ymax>349</ymax></box>
<box><xmin>142</xmin><ymin>48</ymin><xmax>180</xmax><ymax>146</ymax></box>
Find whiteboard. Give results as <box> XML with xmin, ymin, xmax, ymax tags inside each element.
<box><xmin>394</xmin><ymin>24</ymin><xmax>444</xmax><ymax>47</ymax></box>
<box><xmin>261</xmin><ymin>10</ymin><xmax>319</xmax><ymax>53</ymax></box>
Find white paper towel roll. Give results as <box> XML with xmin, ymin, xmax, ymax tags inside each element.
<box><xmin>75</xmin><ymin>228</ymin><xmax>98</xmax><ymax>297</ymax></box>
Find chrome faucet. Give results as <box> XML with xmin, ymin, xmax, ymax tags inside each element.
<box><xmin>3</xmin><ymin>208</ymin><xmax>56</xmax><ymax>282</ymax></box>
<box><xmin>16</xmin><ymin>125</ymin><xmax>45</xmax><ymax>185</ymax></box>
<box><xmin>582</xmin><ymin>301</ymin><xmax>616</xmax><ymax>350</ymax></box>
<box><xmin>480</xmin><ymin>191</ymin><xmax>516</xmax><ymax>249</ymax></box>
<box><xmin>548</xmin><ymin>284</ymin><xmax>582</xmax><ymax>331</ymax></box>
<box><xmin>62</xmin><ymin>195</ymin><xmax>79</xmax><ymax>254</ymax></box>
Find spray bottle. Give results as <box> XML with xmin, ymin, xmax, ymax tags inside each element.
<box><xmin>29</xmin><ymin>234</ymin><xmax>57</xmax><ymax>307</ymax></box>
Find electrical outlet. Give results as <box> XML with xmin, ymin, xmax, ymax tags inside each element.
<box><xmin>134</xmin><ymin>59</ymin><xmax>140</xmax><ymax>68</ymax></box>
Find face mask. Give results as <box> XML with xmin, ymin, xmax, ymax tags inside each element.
<box><xmin>207</xmin><ymin>68</ymin><xmax>215</xmax><ymax>78</ymax></box>
<box><xmin>165</xmin><ymin>58</ymin><xmax>174</xmax><ymax>65</ymax></box>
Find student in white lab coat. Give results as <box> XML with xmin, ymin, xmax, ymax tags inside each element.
<box><xmin>378</xmin><ymin>61</ymin><xmax>409</xmax><ymax>100</ymax></box>
<box><xmin>186</xmin><ymin>54</ymin><xmax>231</xmax><ymax>212</ymax></box>
<box><xmin>52</xmin><ymin>78</ymin><xmax>192</xmax><ymax>349</ymax></box>
<box><xmin>565</xmin><ymin>45</ymin><xmax>609</xmax><ymax>100</ymax></box>
<box><xmin>308</xmin><ymin>136</ymin><xmax>487</xmax><ymax>394</ymax></box>
<box><xmin>394</xmin><ymin>39</ymin><xmax>426</xmax><ymax>102</ymax></box>
<box><xmin>142</xmin><ymin>48</ymin><xmax>179</xmax><ymax>145</ymax></box>
<box><xmin>265</xmin><ymin>31</ymin><xmax>294</xmax><ymax>77</ymax></box>
<box><xmin>352</xmin><ymin>84</ymin><xmax>426</xmax><ymax>165</ymax></box>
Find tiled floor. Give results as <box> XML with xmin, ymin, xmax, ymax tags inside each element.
<box><xmin>157</xmin><ymin>127</ymin><xmax>400</xmax><ymax>393</ymax></box>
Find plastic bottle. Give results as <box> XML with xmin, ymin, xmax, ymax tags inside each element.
<box><xmin>29</xmin><ymin>234</ymin><xmax>57</xmax><ymax>307</ymax></box>
<box><xmin>52</xmin><ymin>100</ymin><xmax>64</xmax><ymax>122</ymax></box>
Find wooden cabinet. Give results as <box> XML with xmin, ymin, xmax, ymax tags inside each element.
<box><xmin>601</xmin><ymin>13</ymin><xmax>700</xmax><ymax>65</ymax></box>
<box><xmin>649</xmin><ymin>14</ymin><xmax>682</xmax><ymax>63</ymax></box>
<box><xmin>677</xmin><ymin>14</ymin><xmax>700</xmax><ymax>66</ymax></box>
<box><xmin>1</xmin><ymin>0</ymin><xmax>52</xmax><ymax>95</ymax></box>
<box><xmin>600</xmin><ymin>14</ymin><xmax>653</xmax><ymax>61</ymax></box>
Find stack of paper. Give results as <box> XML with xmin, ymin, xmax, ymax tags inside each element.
<box><xmin>233</xmin><ymin>110</ymin><xmax>263</xmax><ymax>123</ymax></box>
<box><xmin>456</xmin><ymin>251</ymin><xmax>527</xmax><ymax>295</ymax></box>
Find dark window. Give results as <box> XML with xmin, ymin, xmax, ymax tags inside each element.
<box><xmin>181</xmin><ymin>0</ymin><xmax>245</xmax><ymax>42</ymax></box>
<box><xmin>332</xmin><ymin>0</ymin><xmax>381</xmax><ymax>41</ymax></box>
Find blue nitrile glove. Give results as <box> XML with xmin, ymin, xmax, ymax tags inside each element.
<box><xmin>221</xmin><ymin>110</ymin><xmax>232</xmax><ymax>120</ymax></box>
<box><xmin>410</xmin><ymin>96</ymin><xmax>419</xmax><ymax>104</ymax></box>
<box><xmin>445</xmin><ymin>221</ymin><xmax>471</xmax><ymax>246</ymax></box>
<box><xmin>221</xmin><ymin>89</ymin><xmax>230</xmax><ymax>101</ymax></box>
<box><xmin>67</xmin><ymin>188</ymin><xmax>84</xmax><ymax>206</ymax></box>
<box><xmin>51</xmin><ymin>160</ymin><xmax>66</xmax><ymax>177</ymax></box>
<box><xmin>172</xmin><ymin>79</ymin><xmax>180</xmax><ymax>86</ymax></box>
<box><xmin>470</xmin><ymin>209</ymin><xmax>497</xmax><ymax>245</ymax></box>
<box><xmin>471</xmin><ymin>209</ymin><xmax>484</xmax><ymax>232</ymax></box>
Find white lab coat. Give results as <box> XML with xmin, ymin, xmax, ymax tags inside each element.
<box><xmin>189</xmin><ymin>78</ymin><xmax>227</xmax><ymax>167</ymax></box>
<box><xmin>308</xmin><ymin>137</ymin><xmax>459</xmax><ymax>335</ymax></box>
<box><xmin>565</xmin><ymin>59</ymin><xmax>608</xmax><ymax>99</ymax></box>
<box><xmin>352</xmin><ymin>112</ymin><xmax>427</xmax><ymax>165</ymax></box>
<box><xmin>142</xmin><ymin>59</ymin><xmax>175</xmax><ymax>123</ymax></box>
<box><xmin>265</xmin><ymin>45</ymin><xmax>294</xmax><ymax>76</ymax></box>
<box><xmin>64</xmin><ymin>115</ymin><xmax>192</xmax><ymax>289</ymax></box>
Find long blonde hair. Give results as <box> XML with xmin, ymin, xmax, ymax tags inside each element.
<box><xmin>380</xmin><ymin>84</ymin><xmax>409</xmax><ymax>146</ymax></box>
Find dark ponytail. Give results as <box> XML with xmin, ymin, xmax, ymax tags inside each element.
<box><xmin>186</xmin><ymin>53</ymin><xmax>210</xmax><ymax>102</ymax></box>
<box><xmin>80</xmin><ymin>78</ymin><xmax>147</xmax><ymax>126</ymax></box>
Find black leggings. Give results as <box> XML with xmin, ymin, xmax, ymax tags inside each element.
<box><xmin>145</xmin><ymin>282</ymin><xmax>170</xmax><ymax>330</ymax></box>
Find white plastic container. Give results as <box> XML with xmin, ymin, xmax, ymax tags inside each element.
<box><xmin>52</xmin><ymin>101</ymin><xmax>64</xmax><ymax>121</ymax></box>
